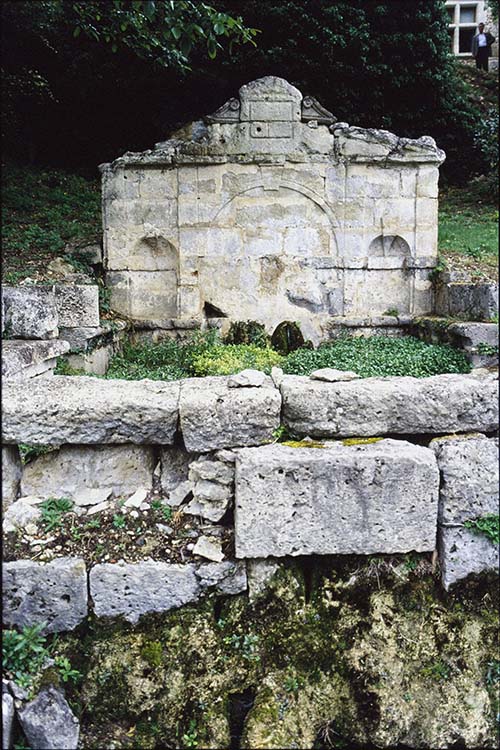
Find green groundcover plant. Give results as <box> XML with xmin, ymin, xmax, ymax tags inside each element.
<box><xmin>104</xmin><ymin>332</ymin><xmax>471</xmax><ymax>381</ymax></box>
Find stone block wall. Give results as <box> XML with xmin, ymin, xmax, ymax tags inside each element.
<box><xmin>3</xmin><ymin>368</ymin><xmax>498</xmax><ymax>617</ymax></box>
<box><xmin>101</xmin><ymin>77</ymin><xmax>445</xmax><ymax>343</ymax></box>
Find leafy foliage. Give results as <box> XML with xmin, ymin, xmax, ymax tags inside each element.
<box><xmin>282</xmin><ymin>336</ymin><xmax>471</xmax><ymax>379</ymax></box>
<box><xmin>2</xmin><ymin>162</ymin><xmax>100</xmax><ymax>283</ymax></box>
<box><xmin>3</xmin><ymin>623</ymin><xmax>81</xmax><ymax>693</ymax></box>
<box><xmin>192</xmin><ymin>344</ymin><xmax>282</xmax><ymax>376</ymax></box>
<box><xmin>464</xmin><ymin>514</ymin><xmax>500</xmax><ymax>546</ymax></box>
<box><xmin>40</xmin><ymin>497</ymin><xmax>74</xmax><ymax>531</ymax></box>
<box><xmin>71</xmin><ymin>1</ymin><xmax>258</xmax><ymax>70</ymax></box>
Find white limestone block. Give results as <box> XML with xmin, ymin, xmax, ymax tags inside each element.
<box><xmin>234</xmin><ymin>440</ymin><xmax>439</xmax><ymax>558</ymax></box>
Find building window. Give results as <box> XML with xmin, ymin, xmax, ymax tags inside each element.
<box><xmin>446</xmin><ymin>1</ymin><xmax>484</xmax><ymax>56</ymax></box>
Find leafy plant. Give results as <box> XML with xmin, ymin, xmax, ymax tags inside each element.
<box><xmin>282</xmin><ymin>336</ymin><xmax>471</xmax><ymax>379</ymax></box>
<box><xmin>161</xmin><ymin>506</ymin><xmax>173</xmax><ymax>521</ymax></box>
<box><xmin>112</xmin><ymin>513</ymin><xmax>126</xmax><ymax>530</ymax></box>
<box><xmin>18</xmin><ymin>444</ymin><xmax>55</xmax><ymax>465</ymax></box>
<box><xmin>54</xmin><ymin>656</ymin><xmax>81</xmax><ymax>683</ymax></box>
<box><xmin>182</xmin><ymin>719</ymin><xmax>199</xmax><ymax>748</ymax></box>
<box><xmin>476</xmin><ymin>343</ymin><xmax>499</xmax><ymax>356</ymax></box>
<box><xmin>40</xmin><ymin>497</ymin><xmax>74</xmax><ymax>531</ymax></box>
<box><xmin>192</xmin><ymin>343</ymin><xmax>282</xmax><ymax>376</ymax></box>
<box><xmin>383</xmin><ymin>308</ymin><xmax>399</xmax><ymax>317</ymax></box>
<box><xmin>464</xmin><ymin>514</ymin><xmax>499</xmax><ymax>545</ymax></box>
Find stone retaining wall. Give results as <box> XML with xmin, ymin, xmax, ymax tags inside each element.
<box><xmin>2</xmin><ymin>369</ymin><xmax>498</xmax><ymax>630</ymax></box>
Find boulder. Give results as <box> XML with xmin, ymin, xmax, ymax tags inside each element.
<box><xmin>3</xmin><ymin>558</ymin><xmax>88</xmax><ymax>634</ymax></box>
<box><xmin>439</xmin><ymin>526</ymin><xmax>499</xmax><ymax>590</ymax></box>
<box><xmin>234</xmin><ymin>440</ymin><xmax>439</xmax><ymax>558</ymax></box>
<box><xmin>21</xmin><ymin>444</ymin><xmax>156</xmax><ymax>499</ymax></box>
<box><xmin>18</xmin><ymin>686</ymin><xmax>79</xmax><ymax>750</ymax></box>
<box><xmin>89</xmin><ymin>560</ymin><xmax>247</xmax><ymax>623</ymax></box>
<box><xmin>309</xmin><ymin>368</ymin><xmax>360</xmax><ymax>382</ymax></box>
<box><xmin>431</xmin><ymin>435</ymin><xmax>499</xmax><ymax>523</ymax></box>
<box><xmin>1</xmin><ymin>286</ymin><xmax>58</xmax><ymax>339</ymax></box>
<box><xmin>179</xmin><ymin>375</ymin><xmax>281</xmax><ymax>452</ymax></box>
<box><xmin>2</xmin><ymin>376</ymin><xmax>180</xmax><ymax>445</ymax></box>
<box><xmin>281</xmin><ymin>373</ymin><xmax>498</xmax><ymax>438</ymax></box>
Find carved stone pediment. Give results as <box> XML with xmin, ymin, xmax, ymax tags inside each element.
<box><xmin>301</xmin><ymin>96</ymin><xmax>336</xmax><ymax>125</ymax></box>
<box><xmin>205</xmin><ymin>97</ymin><xmax>240</xmax><ymax>124</ymax></box>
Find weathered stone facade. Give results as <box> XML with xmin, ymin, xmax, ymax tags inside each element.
<box><xmin>101</xmin><ymin>77</ymin><xmax>444</xmax><ymax>341</ymax></box>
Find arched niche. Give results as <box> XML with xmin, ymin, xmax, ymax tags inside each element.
<box><xmin>368</xmin><ymin>235</ymin><xmax>411</xmax><ymax>258</ymax></box>
<box><xmin>134</xmin><ymin>236</ymin><xmax>179</xmax><ymax>271</ymax></box>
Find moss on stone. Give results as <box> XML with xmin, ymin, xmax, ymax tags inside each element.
<box><xmin>282</xmin><ymin>440</ymin><xmax>325</xmax><ymax>449</ymax></box>
<box><xmin>342</xmin><ymin>437</ymin><xmax>384</xmax><ymax>446</ymax></box>
<box><xmin>52</xmin><ymin>558</ymin><xmax>498</xmax><ymax>750</ymax></box>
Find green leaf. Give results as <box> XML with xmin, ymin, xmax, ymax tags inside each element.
<box><xmin>73</xmin><ymin>26</ymin><xmax>81</xmax><ymax>38</ymax></box>
<box><xmin>111</xmin><ymin>43</ymin><xmax>118</xmax><ymax>53</ymax></box>
<box><xmin>171</xmin><ymin>26</ymin><xmax>182</xmax><ymax>40</ymax></box>
<box><xmin>213</xmin><ymin>22</ymin><xmax>225</xmax><ymax>35</ymax></box>
<box><xmin>207</xmin><ymin>37</ymin><xmax>217</xmax><ymax>59</ymax></box>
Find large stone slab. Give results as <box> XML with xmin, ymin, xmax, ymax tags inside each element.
<box><xmin>1</xmin><ymin>446</ymin><xmax>21</xmax><ymax>510</ymax></box>
<box><xmin>439</xmin><ymin>527</ymin><xmax>499</xmax><ymax>590</ymax></box>
<box><xmin>1</xmin><ymin>286</ymin><xmax>59</xmax><ymax>339</ymax></box>
<box><xmin>179</xmin><ymin>376</ymin><xmax>281</xmax><ymax>452</ymax></box>
<box><xmin>90</xmin><ymin>560</ymin><xmax>247</xmax><ymax>623</ymax></box>
<box><xmin>234</xmin><ymin>440</ymin><xmax>439</xmax><ymax>558</ymax></box>
<box><xmin>2</xmin><ymin>375</ymin><xmax>180</xmax><ymax>445</ymax></box>
<box><xmin>3</xmin><ymin>558</ymin><xmax>88</xmax><ymax>634</ymax></box>
<box><xmin>55</xmin><ymin>284</ymin><xmax>100</xmax><ymax>327</ymax></box>
<box><xmin>281</xmin><ymin>373</ymin><xmax>499</xmax><ymax>438</ymax></box>
<box><xmin>21</xmin><ymin>444</ymin><xmax>156</xmax><ymax>500</ymax></box>
<box><xmin>431</xmin><ymin>435</ymin><xmax>499</xmax><ymax>524</ymax></box>
<box><xmin>2</xmin><ymin>339</ymin><xmax>70</xmax><ymax>380</ymax></box>
<box><xmin>18</xmin><ymin>686</ymin><xmax>79</xmax><ymax>750</ymax></box>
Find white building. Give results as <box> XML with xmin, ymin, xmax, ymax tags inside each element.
<box><xmin>445</xmin><ymin>0</ymin><xmax>499</xmax><ymax>66</ymax></box>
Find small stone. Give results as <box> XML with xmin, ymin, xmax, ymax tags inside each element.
<box><xmin>153</xmin><ymin>461</ymin><xmax>161</xmax><ymax>477</ymax></box>
<box><xmin>17</xmin><ymin>495</ymin><xmax>45</xmax><ymax>505</ymax></box>
<box><xmin>156</xmin><ymin>523</ymin><xmax>173</xmax><ymax>534</ymax></box>
<box><xmin>8</xmin><ymin>681</ymin><xmax>28</xmax><ymax>701</ymax></box>
<box><xmin>309</xmin><ymin>368</ymin><xmax>360</xmax><ymax>382</ymax></box>
<box><xmin>18</xmin><ymin>685</ymin><xmax>80</xmax><ymax>750</ymax></box>
<box><xmin>3</xmin><ymin>500</ymin><xmax>41</xmax><ymax>533</ymax></box>
<box><xmin>124</xmin><ymin>488</ymin><xmax>149</xmax><ymax>508</ymax></box>
<box><xmin>47</xmin><ymin>257</ymin><xmax>76</xmax><ymax>277</ymax></box>
<box><xmin>130</xmin><ymin>510</ymin><xmax>139</xmax><ymax>519</ymax></box>
<box><xmin>186</xmin><ymin>543</ymin><xmax>195</xmax><ymax>551</ymax></box>
<box><xmin>24</xmin><ymin>523</ymin><xmax>38</xmax><ymax>536</ymax></box>
<box><xmin>87</xmin><ymin>501</ymin><xmax>109</xmax><ymax>515</ymax></box>
<box><xmin>215</xmin><ymin>449</ymin><xmax>236</xmax><ymax>464</ymax></box>
<box><xmin>228</xmin><ymin>369</ymin><xmax>267</xmax><ymax>388</ymax></box>
<box><xmin>73</xmin><ymin>488</ymin><xmax>112</xmax><ymax>507</ymax></box>
<box><xmin>192</xmin><ymin>536</ymin><xmax>225</xmax><ymax>562</ymax></box>
<box><xmin>271</xmin><ymin>366</ymin><xmax>284</xmax><ymax>388</ymax></box>
<box><xmin>140</xmin><ymin>502</ymin><xmax>151</xmax><ymax>511</ymax></box>
<box><xmin>166</xmin><ymin>480</ymin><xmax>193</xmax><ymax>507</ymax></box>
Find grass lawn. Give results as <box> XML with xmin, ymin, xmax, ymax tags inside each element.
<box><xmin>438</xmin><ymin>188</ymin><xmax>498</xmax><ymax>282</ymax></box>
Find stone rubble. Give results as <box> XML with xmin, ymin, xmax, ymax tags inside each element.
<box><xmin>3</xmin><ymin>500</ymin><xmax>41</xmax><ymax>534</ymax></box>
<box><xmin>183</xmin><ymin>455</ymin><xmax>234</xmax><ymax>522</ymax></box>
<box><xmin>192</xmin><ymin>536</ymin><xmax>225</xmax><ymax>562</ymax></box>
<box><xmin>309</xmin><ymin>367</ymin><xmax>360</xmax><ymax>382</ymax></box>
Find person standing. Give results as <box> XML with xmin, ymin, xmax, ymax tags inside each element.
<box><xmin>471</xmin><ymin>23</ymin><xmax>496</xmax><ymax>71</ymax></box>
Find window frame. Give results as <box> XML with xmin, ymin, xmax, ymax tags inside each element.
<box><xmin>445</xmin><ymin>0</ymin><xmax>484</xmax><ymax>56</ymax></box>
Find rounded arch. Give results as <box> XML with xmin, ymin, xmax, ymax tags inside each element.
<box><xmin>368</xmin><ymin>235</ymin><xmax>411</xmax><ymax>257</ymax></box>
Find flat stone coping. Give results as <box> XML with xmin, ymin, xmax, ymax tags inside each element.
<box><xmin>2</xmin><ymin>339</ymin><xmax>70</xmax><ymax>379</ymax></box>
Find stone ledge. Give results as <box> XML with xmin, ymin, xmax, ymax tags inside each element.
<box><xmin>281</xmin><ymin>372</ymin><xmax>499</xmax><ymax>438</ymax></box>
<box><xmin>2</xmin><ymin>375</ymin><xmax>181</xmax><ymax>446</ymax></box>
